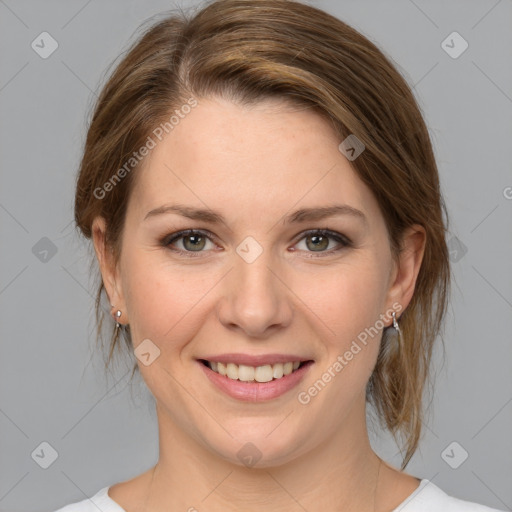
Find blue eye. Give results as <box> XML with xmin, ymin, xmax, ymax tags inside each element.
<box><xmin>161</xmin><ymin>228</ymin><xmax>352</xmax><ymax>258</ymax></box>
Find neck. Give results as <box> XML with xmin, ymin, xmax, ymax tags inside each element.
<box><xmin>144</xmin><ymin>398</ymin><xmax>383</xmax><ymax>512</ymax></box>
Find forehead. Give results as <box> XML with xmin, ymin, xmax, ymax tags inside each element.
<box><xmin>128</xmin><ymin>96</ymin><xmax>381</xmax><ymax>228</ymax></box>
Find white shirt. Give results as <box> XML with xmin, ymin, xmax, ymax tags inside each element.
<box><xmin>53</xmin><ymin>479</ymin><xmax>506</xmax><ymax>512</ymax></box>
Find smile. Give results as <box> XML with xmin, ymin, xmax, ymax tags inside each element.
<box><xmin>197</xmin><ymin>359</ymin><xmax>315</xmax><ymax>402</ymax></box>
<box><xmin>200</xmin><ymin>360</ymin><xmax>306</xmax><ymax>382</ymax></box>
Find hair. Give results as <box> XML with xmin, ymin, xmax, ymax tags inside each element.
<box><xmin>74</xmin><ymin>0</ymin><xmax>451</xmax><ymax>469</ymax></box>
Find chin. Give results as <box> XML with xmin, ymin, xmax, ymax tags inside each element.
<box><xmin>202</xmin><ymin>423</ymin><xmax>309</xmax><ymax>470</ymax></box>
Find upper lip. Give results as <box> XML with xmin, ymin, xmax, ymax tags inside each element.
<box><xmin>198</xmin><ymin>353</ymin><xmax>314</xmax><ymax>366</ymax></box>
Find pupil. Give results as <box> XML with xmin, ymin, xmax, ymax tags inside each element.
<box><xmin>308</xmin><ymin>234</ymin><xmax>328</xmax><ymax>251</ymax></box>
<box><xmin>185</xmin><ymin>234</ymin><xmax>204</xmax><ymax>251</ymax></box>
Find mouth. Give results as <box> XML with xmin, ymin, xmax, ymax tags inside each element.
<box><xmin>198</xmin><ymin>359</ymin><xmax>314</xmax><ymax>383</ymax></box>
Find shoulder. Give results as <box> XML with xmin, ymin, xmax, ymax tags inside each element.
<box><xmin>396</xmin><ymin>479</ymin><xmax>507</xmax><ymax>512</ymax></box>
<box><xmin>52</xmin><ymin>486</ymin><xmax>125</xmax><ymax>512</ymax></box>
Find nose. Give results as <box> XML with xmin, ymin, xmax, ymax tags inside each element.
<box><xmin>216</xmin><ymin>243</ymin><xmax>293</xmax><ymax>339</ymax></box>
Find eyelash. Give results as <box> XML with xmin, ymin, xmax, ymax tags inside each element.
<box><xmin>160</xmin><ymin>228</ymin><xmax>352</xmax><ymax>259</ymax></box>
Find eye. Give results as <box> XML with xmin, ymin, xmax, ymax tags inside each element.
<box><xmin>292</xmin><ymin>229</ymin><xmax>352</xmax><ymax>257</ymax></box>
<box><xmin>162</xmin><ymin>229</ymin><xmax>217</xmax><ymax>257</ymax></box>
<box><xmin>161</xmin><ymin>228</ymin><xmax>352</xmax><ymax>259</ymax></box>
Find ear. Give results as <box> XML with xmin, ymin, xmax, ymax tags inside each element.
<box><xmin>91</xmin><ymin>216</ymin><xmax>127</xmax><ymax>324</ymax></box>
<box><xmin>384</xmin><ymin>224</ymin><xmax>426</xmax><ymax>322</ymax></box>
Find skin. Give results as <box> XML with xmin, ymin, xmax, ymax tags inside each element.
<box><xmin>92</xmin><ymin>96</ymin><xmax>426</xmax><ymax>512</ymax></box>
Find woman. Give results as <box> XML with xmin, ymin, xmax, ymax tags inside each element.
<box><xmin>54</xmin><ymin>0</ymin><xmax>505</xmax><ymax>510</ymax></box>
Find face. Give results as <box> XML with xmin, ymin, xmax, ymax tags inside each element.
<box><xmin>93</xmin><ymin>96</ymin><xmax>424</xmax><ymax>467</ymax></box>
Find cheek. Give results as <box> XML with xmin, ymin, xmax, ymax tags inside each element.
<box><xmin>121</xmin><ymin>251</ymin><xmax>216</xmax><ymax>345</ymax></box>
<box><xmin>298</xmin><ymin>261</ymin><xmax>387</xmax><ymax>354</ymax></box>
<box><xmin>289</xmin><ymin>261</ymin><xmax>389</xmax><ymax>430</ymax></box>
<box><xmin>294</xmin><ymin>264</ymin><xmax>386</xmax><ymax>396</ymax></box>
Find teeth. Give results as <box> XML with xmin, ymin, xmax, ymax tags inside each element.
<box><xmin>238</xmin><ymin>364</ymin><xmax>255</xmax><ymax>382</ymax></box>
<box><xmin>217</xmin><ymin>362</ymin><xmax>227</xmax><ymax>376</ymax></box>
<box><xmin>254</xmin><ymin>365</ymin><xmax>273</xmax><ymax>382</ymax></box>
<box><xmin>226</xmin><ymin>363</ymin><xmax>238</xmax><ymax>380</ymax></box>
<box><xmin>206</xmin><ymin>360</ymin><xmax>304</xmax><ymax>382</ymax></box>
<box><xmin>273</xmin><ymin>363</ymin><xmax>284</xmax><ymax>379</ymax></box>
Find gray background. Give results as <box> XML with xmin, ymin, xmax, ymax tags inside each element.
<box><xmin>1</xmin><ymin>0</ymin><xmax>511</xmax><ymax>511</ymax></box>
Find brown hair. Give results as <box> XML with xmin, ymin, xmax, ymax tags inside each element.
<box><xmin>74</xmin><ymin>0</ymin><xmax>451</xmax><ymax>469</ymax></box>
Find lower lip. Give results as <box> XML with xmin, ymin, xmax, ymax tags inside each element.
<box><xmin>197</xmin><ymin>360</ymin><xmax>314</xmax><ymax>402</ymax></box>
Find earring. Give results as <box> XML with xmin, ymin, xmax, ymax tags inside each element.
<box><xmin>391</xmin><ymin>311</ymin><xmax>402</xmax><ymax>355</ymax></box>
<box><xmin>115</xmin><ymin>309</ymin><xmax>122</xmax><ymax>328</ymax></box>
<box><xmin>111</xmin><ymin>304</ymin><xmax>122</xmax><ymax>332</ymax></box>
<box><xmin>391</xmin><ymin>311</ymin><xmax>400</xmax><ymax>334</ymax></box>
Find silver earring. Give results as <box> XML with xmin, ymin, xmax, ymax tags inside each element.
<box><xmin>111</xmin><ymin>306</ymin><xmax>122</xmax><ymax>333</ymax></box>
<box><xmin>392</xmin><ymin>311</ymin><xmax>402</xmax><ymax>355</ymax></box>
<box><xmin>392</xmin><ymin>311</ymin><xmax>400</xmax><ymax>334</ymax></box>
<box><xmin>115</xmin><ymin>310</ymin><xmax>122</xmax><ymax>328</ymax></box>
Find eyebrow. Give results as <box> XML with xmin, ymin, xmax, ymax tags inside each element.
<box><xmin>144</xmin><ymin>203</ymin><xmax>367</xmax><ymax>226</ymax></box>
